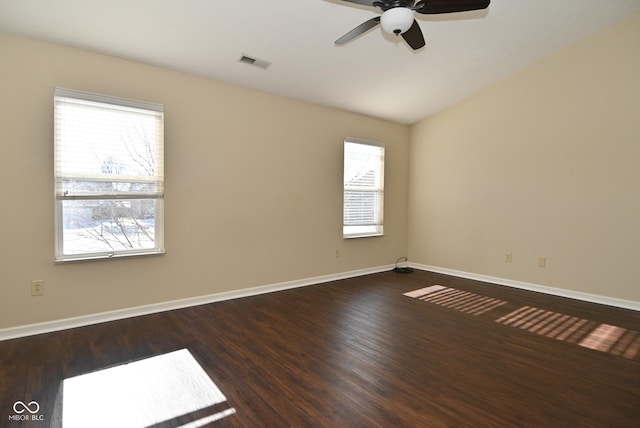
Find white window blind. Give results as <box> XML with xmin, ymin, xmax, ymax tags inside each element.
<box><xmin>343</xmin><ymin>139</ymin><xmax>385</xmax><ymax>238</ymax></box>
<box><xmin>54</xmin><ymin>87</ymin><xmax>164</xmax><ymax>261</ymax></box>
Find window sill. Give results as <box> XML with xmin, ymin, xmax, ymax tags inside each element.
<box><xmin>343</xmin><ymin>233</ymin><xmax>384</xmax><ymax>239</ymax></box>
<box><xmin>55</xmin><ymin>250</ymin><xmax>165</xmax><ymax>264</ymax></box>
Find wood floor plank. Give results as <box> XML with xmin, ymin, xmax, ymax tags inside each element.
<box><xmin>1</xmin><ymin>270</ymin><xmax>638</xmax><ymax>427</ymax></box>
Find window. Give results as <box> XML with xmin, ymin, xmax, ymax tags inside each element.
<box><xmin>54</xmin><ymin>88</ymin><xmax>164</xmax><ymax>261</ymax></box>
<box><xmin>343</xmin><ymin>139</ymin><xmax>385</xmax><ymax>238</ymax></box>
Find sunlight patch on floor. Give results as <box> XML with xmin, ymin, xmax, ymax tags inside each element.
<box><xmin>403</xmin><ymin>285</ymin><xmax>507</xmax><ymax>315</ymax></box>
<box><xmin>61</xmin><ymin>348</ymin><xmax>235</xmax><ymax>428</ymax></box>
<box><xmin>495</xmin><ymin>306</ymin><xmax>640</xmax><ymax>360</ymax></box>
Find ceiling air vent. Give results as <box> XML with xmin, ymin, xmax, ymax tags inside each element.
<box><xmin>238</xmin><ymin>54</ymin><xmax>271</xmax><ymax>70</ymax></box>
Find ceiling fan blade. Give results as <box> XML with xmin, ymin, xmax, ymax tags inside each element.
<box><xmin>415</xmin><ymin>0</ymin><xmax>490</xmax><ymax>14</ymax></box>
<box><xmin>401</xmin><ymin>20</ymin><xmax>425</xmax><ymax>50</ymax></box>
<box><xmin>335</xmin><ymin>17</ymin><xmax>381</xmax><ymax>45</ymax></box>
<box><xmin>339</xmin><ymin>0</ymin><xmax>378</xmax><ymax>6</ymax></box>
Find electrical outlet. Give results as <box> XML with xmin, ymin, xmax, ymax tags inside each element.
<box><xmin>335</xmin><ymin>249</ymin><xmax>340</xmax><ymax>258</ymax></box>
<box><xmin>538</xmin><ymin>257</ymin><xmax>546</xmax><ymax>268</ymax></box>
<box><xmin>31</xmin><ymin>280</ymin><xmax>44</xmax><ymax>296</ymax></box>
<box><xmin>505</xmin><ymin>252</ymin><xmax>512</xmax><ymax>263</ymax></box>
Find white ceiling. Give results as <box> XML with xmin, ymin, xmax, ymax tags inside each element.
<box><xmin>1</xmin><ymin>0</ymin><xmax>639</xmax><ymax>124</ymax></box>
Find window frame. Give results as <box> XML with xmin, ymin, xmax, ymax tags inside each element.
<box><xmin>343</xmin><ymin>138</ymin><xmax>385</xmax><ymax>239</ymax></box>
<box><xmin>53</xmin><ymin>87</ymin><xmax>165</xmax><ymax>262</ymax></box>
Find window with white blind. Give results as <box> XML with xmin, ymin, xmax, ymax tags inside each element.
<box><xmin>54</xmin><ymin>88</ymin><xmax>164</xmax><ymax>261</ymax></box>
<box><xmin>343</xmin><ymin>139</ymin><xmax>385</xmax><ymax>238</ymax></box>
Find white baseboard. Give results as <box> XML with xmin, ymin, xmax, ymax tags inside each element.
<box><xmin>0</xmin><ymin>264</ymin><xmax>394</xmax><ymax>342</ymax></box>
<box><xmin>411</xmin><ymin>263</ymin><xmax>640</xmax><ymax>311</ymax></box>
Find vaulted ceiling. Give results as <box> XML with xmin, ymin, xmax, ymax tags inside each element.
<box><xmin>1</xmin><ymin>0</ymin><xmax>639</xmax><ymax>124</ymax></box>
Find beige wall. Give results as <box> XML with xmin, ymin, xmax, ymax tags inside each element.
<box><xmin>408</xmin><ymin>14</ymin><xmax>640</xmax><ymax>302</ymax></box>
<box><xmin>0</xmin><ymin>34</ymin><xmax>409</xmax><ymax>328</ymax></box>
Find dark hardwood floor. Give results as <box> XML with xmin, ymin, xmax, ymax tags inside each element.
<box><xmin>1</xmin><ymin>270</ymin><xmax>639</xmax><ymax>427</ymax></box>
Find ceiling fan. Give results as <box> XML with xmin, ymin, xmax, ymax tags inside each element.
<box><xmin>334</xmin><ymin>0</ymin><xmax>491</xmax><ymax>50</ymax></box>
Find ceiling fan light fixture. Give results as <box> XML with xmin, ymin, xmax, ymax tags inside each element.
<box><xmin>380</xmin><ymin>7</ymin><xmax>414</xmax><ymax>36</ymax></box>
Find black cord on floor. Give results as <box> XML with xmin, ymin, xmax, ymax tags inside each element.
<box><xmin>393</xmin><ymin>256</ymin><xmax>413</xmax><ymax>274</ymax></box>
